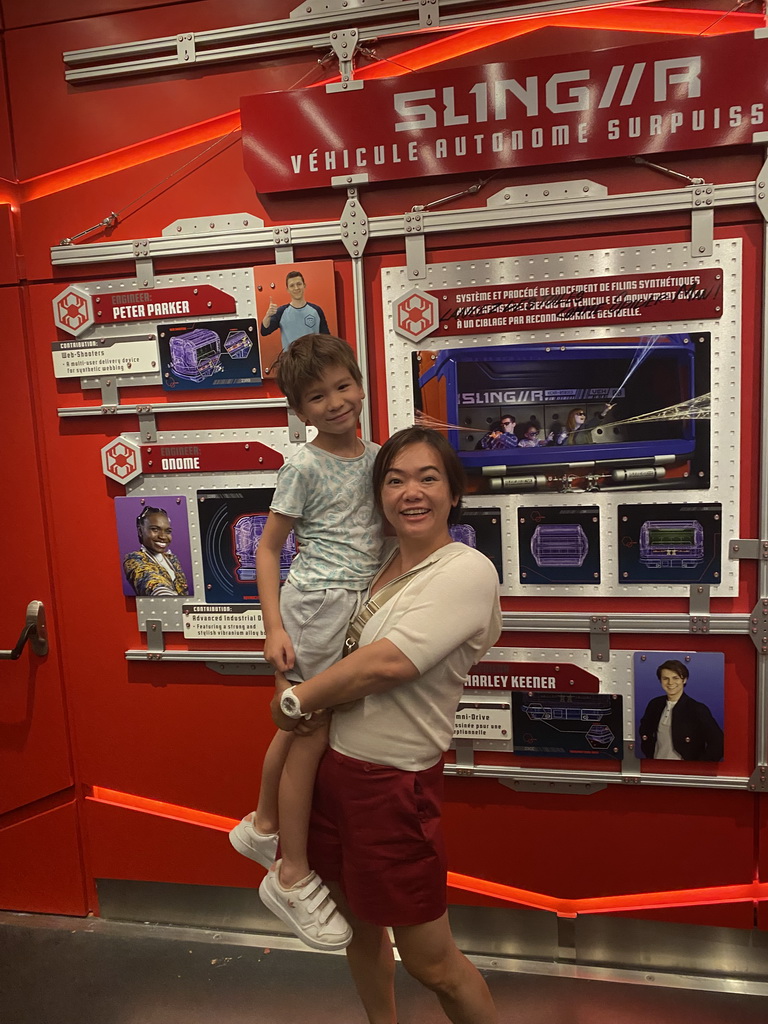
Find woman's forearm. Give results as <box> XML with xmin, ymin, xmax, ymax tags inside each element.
<box><xmin>293</xmin><ymin>638</ymin><xmax>418</xmax><ymax>712</ymax></box>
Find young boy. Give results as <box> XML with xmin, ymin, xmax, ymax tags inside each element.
<box><xmin>229</xmin><ymin>333</ymin><xmax>382</xmax><ymax>951</ymax></box>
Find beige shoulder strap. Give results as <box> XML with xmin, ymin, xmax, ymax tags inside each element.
<box><xmin>344</xmin><ymin>563</ymin><xmax>427</xmax><ymax>656</ymax></box>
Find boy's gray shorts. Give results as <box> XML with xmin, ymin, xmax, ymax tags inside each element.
<box><xmin>279</xmin><ymin>581</ymin><xmax>364</xmax><ymax>683</ymax></box>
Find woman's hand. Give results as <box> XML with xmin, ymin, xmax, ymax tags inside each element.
<box><xmin>270</xmin><ymin>671</ymin><xmax>329</xmax><ymax>734</ymax></box>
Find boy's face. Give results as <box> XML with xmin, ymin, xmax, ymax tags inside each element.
<box><xmin>295</xmin><ymin>365</ymin><xmax>364</xmax><ymax>435</ymax></box>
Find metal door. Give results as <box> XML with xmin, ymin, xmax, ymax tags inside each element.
<box><xmin>0</xmin><ymin>286</ymin><xmax>88</xmax><ymax>915</ymax></box>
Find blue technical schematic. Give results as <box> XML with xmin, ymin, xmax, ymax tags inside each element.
<box><xmin>618</xmin><ymin>503</ymin><xmax>721</xmax><ymax>584</ymax></box>
<box><xmin>233</xmin><ymin>513</ymin><xmax>296</xmax><ymax>582</ymax></box>
<box><xmin>223</xmin><ymin>329</ymin><xmax>253</xmax><ymax>358</ymax></box>
<box><xmin>198</xmin><ymin>489</ymin><xmax>296</xmax><ymax>602</ymax></box>
<box><xmin>159</xmin><ymin>318</ymin><xmax>261</xmax><ymax>390</ymax></box>
<box><xmin>511</xmin><ymin>692</ymin><xmax>623</xmax><ymax>759</ymax></box>
<box><xmin>531</xmin><ymin>524</ymin><xmax>589</xmax><ymax>566</ymax></box>
<box><xmin>169</xmin><ymin>328</ymin><xmax>221</xmax><ymax>382</ymax></box>
<box><xmin>518</xmin><ymin>505</ymin><xmax>600</xmax><ymax>584</ymax></box>
<box><xmin>449</xmin><ymin>506</ymin><xmax>503</xmax><ymax>582</ymax></box>
<box><xmin>639</xmin><ymin>519</ymin><xmax>704</xmax><ymax>568</ymax></box>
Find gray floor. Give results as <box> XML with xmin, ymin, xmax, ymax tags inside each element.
<box><xmin>1</xmin><ymin>912</ymin><xmax>768</xmax><ymax>1024</ymax></box>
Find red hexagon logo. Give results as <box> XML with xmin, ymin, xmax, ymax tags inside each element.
<box><xmin>392</xmin><ymin>288</ymin><xmax>439</xmax><ymax>342</ymax></box>
<box><xmin>53</xmin><ymin>285</ymin><xmax>94</xmax><ymax>336</ymax></box>
<box><xmin>101</xmin><ymin>438</ymin><xmax>142</xmax><ymax>484</ymax></box>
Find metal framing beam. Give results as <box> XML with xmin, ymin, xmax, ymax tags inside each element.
<box><xmin>62</xmin><ymin>0</ymin><xmax>653</xmax><ymax>83</ymax></box>
<box><xmin>50</xmin><ymin>180</ymin><xmax>756</xmax><ymax>268</ymax></box>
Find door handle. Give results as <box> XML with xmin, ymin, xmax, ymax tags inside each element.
<box><xmin>0</xmin><ymin>601</ymin><xmax>48</xmax><ymax>660</ymax></box>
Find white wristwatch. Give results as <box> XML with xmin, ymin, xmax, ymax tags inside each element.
<box><xmin>279</xmin><ymin>685</ymin><xmax>307</xmax><ymax>719</ymax></box>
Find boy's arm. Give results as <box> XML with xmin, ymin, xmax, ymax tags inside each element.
<box><xmin>256</xmin><ymin>510</ymin><xmax>298</xmax><ymax>672</ymax></box>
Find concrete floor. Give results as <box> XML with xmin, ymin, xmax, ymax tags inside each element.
<box><xmin>1</xmin><ymin>912</ymin><xmax>768</xmax><ymax>1024</ymax></box>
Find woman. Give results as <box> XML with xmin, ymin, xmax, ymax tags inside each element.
<box><xmin>267</xmin><ymin>426</ymin><xmax>501</xmax><ymax>1024</ymax></box>
<box><xmin>122</xmin><ymin>506</ymin><xmax>189</xmax><ymax>597</ymax></box>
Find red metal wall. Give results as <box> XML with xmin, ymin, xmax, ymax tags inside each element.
<box><xmin>1</xmin><ymin>0</ymin><xmax>766</xmax><ymax>932</ymax></box>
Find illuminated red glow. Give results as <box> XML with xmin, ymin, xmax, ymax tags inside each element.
<box><xmin>89</xmin><ymin>786</ymin><xmax>235</xmax><ymax>833</ymax></box>
<box><xmin>89</xmin><ymin>787</ymin><xmax>768</xmax><ymax>915</ymax></box>
<box><xmin>322</xmin><ymin>5</ymin><xmax>764</xmax><ymax>82</ymax></box>
<box><xmin>0</xmin><ymin>7</ymin><xmax>760</xmax><ymax>210</ymax></box>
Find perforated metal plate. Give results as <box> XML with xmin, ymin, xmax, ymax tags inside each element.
<box><xmin>123</xmin><ymin>426</ymin><xmax>289</xmax><ymax>634</ymax></box>
<box><xmin>382</xmin><ymin>240</ymin><xmax>741</xmax><ymax>598</ymax></box>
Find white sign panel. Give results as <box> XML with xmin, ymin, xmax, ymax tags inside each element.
<box><xmin>51</xmin><ymin>335</ymin><xmax>157</xmax><ymax>378</ymax></box>
<box><xmin>453</xmin><ymin>704</ymin><xmax>512</xmax><ymax>741</ymax></box>
<box><xmin>182</xmin><ymin>604</ymin><xmax>265</xmax><ymax>640</ymax></box>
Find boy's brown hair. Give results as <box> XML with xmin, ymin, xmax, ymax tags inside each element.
<box><xmin>275</xmin><ymin>333</ymin><xmax>363</xmax><ymax>411</ymax></box>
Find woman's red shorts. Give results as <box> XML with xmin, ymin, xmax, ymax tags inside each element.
<box><xmin>307</xmin><ymin>748</ymin><xmax>447</xmax><ymax>927</ymax></box>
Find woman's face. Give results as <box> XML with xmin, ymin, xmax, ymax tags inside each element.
<box><xmin>139</xmin><ymin>513</ymin><xmax>172</xmax><ymax>555</ymax></box>
<box><xmin>380</xmin><ymin>441</ymin><xmax>456</xmax><ymax>544</ymax></box>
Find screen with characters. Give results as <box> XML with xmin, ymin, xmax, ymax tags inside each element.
<box><xmin>413</xmin><ymin>333</ymin><xmax>709</xmax><ymax>493</ymax></box>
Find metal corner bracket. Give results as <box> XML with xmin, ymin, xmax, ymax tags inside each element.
<box><xmin>404</xmin><ymin>211</ymin><xmax>426</xmax><ymax>280</ymax></box>
<box><xmin>589</xmin><ymin>615</ymin><xmax>610</xmax><ymax>662</ymax></box>
<box><xmin>339</xmin><ymin>189</ymin><xmax>368</xmax><ymax>258</ymax></box>
<box><xmin>747</xmin><ymin>765</ymin><xmax>768</xmax><ymax>791</ymax></box>
<box><xmin>748</xmin><ymin>599</ymin><xmax>768</xmax><ymax>653</ymax></box>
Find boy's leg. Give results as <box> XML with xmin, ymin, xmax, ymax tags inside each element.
<box><xmin>393</xmin><ymin>913</ymin><xmax>498</xmax><ymax>1024</ymax></box>
<box><xmin>228</xmin><ymin>729</ymin><xmax>293</xmax><ymax>866</ymax></box>
<box><xmin>254</xmin><ymin>728</ymin><xmax>295</xmax><ymax>834</ymax></box>
<box><xmin>277</xmin><ymin>717</ymin><xmax>330</xmax><ymax>888</ymax></box>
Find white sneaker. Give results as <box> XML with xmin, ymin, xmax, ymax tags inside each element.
<box><xmin>228</xmin><ymin>813</ymin><xmax>278</xmax><ymax>868</ymax></box>
<box><xmin>259</xmin><ymin>859</ymin><xmax>352</xmax><ymax>951</ymax></box>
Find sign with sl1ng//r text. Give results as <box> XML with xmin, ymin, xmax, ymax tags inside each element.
<box><xmin>241</xmin><ymin>33</ymin><xmax>768</xmax><ymax>192</ymax></box>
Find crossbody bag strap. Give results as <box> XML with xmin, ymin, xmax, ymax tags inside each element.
<box><xmin>343</xmin><ymin>562</ymin><xmax>430</xmax><ymax>656</ymax></box>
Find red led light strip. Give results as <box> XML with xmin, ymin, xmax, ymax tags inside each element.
<box><xmin>0</xmin><ymin>6</ymin><xmax>760</xmax><ymax>209</ymax></box>
<box><xmin>89</xmin><ymin>787</ymin><xmax>768</xmax><ymax>915</ymax></box>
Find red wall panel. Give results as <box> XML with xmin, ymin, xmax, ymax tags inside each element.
<box><xmin>0</xmin><ymin>287</ymin><xmax>74</xmax><ymax>816</ymax></box>
<box><xmin>4</xmin><ymin>1</ymin><xmax>768</xmax><ymax>939</ymax></box>
<box><xmin>0</xmin><ymin>801</ymin><xmax>87</xmax><ymax>915</ymax></box>
<box><xmin>4</xmin><ymin>0</ymin><xmax>303</xmax><ymax>179</ymax></box>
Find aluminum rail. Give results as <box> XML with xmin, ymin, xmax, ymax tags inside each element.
<box><xmin>49</xmin><ymin>181</ymin><xmax>756</xmax><ymax>269</ymax></box>
<box><xmin>756</xmin><ymin>154</ymin><xmax>768</xmax><ymax>769</ymax></box>
<box><xmin>62</xmin><ymin>0</ymin><xmax>651</xmax><ymax>82</ymax></box>
<box><xmin>124</xmin><ymin>611</ymin><xmax>753</xmax><ymax>663</ymax></box>
<box><xmin>57</xmin><ymin>396</ymin><xmax>287</xmax><ymax>419</ymax></box>
<box><xmin>443</xmin><ymin>762</ymin><xmax>752</xmax><ymax>789</ymax></box>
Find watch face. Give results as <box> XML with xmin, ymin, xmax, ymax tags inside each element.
<box><xmin>281</xmin><ymin>692</ymin><xmax>299</xmax><ymax>716</ymax></box>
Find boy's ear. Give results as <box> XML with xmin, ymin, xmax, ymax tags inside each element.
<box><xmin>289</xmin><ymin>405</ymin><xmax>310</xmax><ymax>425</ymax></box>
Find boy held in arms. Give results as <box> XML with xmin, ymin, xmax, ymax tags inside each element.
<box><xmin>229</xmin><ymin>333</ymin><xmax>382</xmax><ymax>950</ymax></box>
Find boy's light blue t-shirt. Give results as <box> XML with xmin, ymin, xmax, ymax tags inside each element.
<box><xmin>270</xmin><ymin>440</ymin><xmax>382</xmax><ymax>590</ymax></box>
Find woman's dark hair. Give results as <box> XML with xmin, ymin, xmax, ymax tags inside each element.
<box><xmin>656</xmin><ymin>659</ymin><xmax>689</xmax><ymax>682</ymax></box>
<box><xmin>372</xmin><ymin>426</ymin><xmax>465</xmax><ymax>525</ymax></box>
